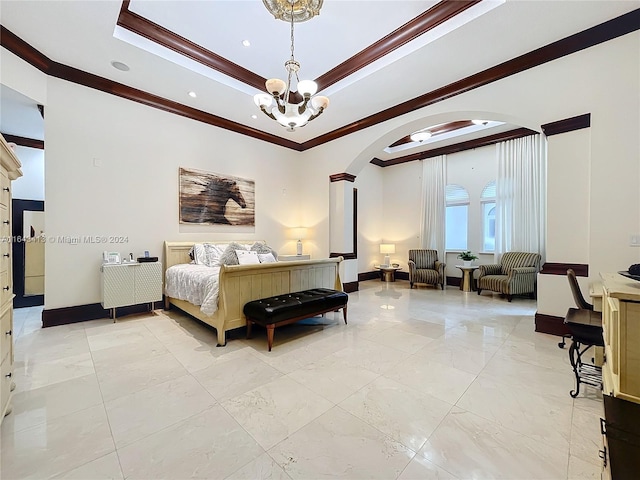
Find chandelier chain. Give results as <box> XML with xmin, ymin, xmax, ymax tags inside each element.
<box><xmin>289</xmin><ymin>2</ymin><xmax>300</xmax><ymax>84</ymax></box>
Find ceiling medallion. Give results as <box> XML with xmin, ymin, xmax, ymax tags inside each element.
<box><xmin>262</xmin><ymin>0</ymin><xmax>323</xmax><ymax>23</ymax></box>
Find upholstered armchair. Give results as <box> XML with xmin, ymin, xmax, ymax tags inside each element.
<box><xmin>477</xmin><ymin>251</ymin><xmax>541</xmax><ymax>301</ymax></box>
<box><xmin>408</xmin><ymin>249</ymin><xmax>445</xmax><ymax>290</ymax></box>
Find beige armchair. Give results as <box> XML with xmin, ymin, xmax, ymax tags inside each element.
<box><xmin>477</xmin><ymin>251</ymin><xmax>541</xmax><ymax>301</ymax></box>
<box><xmin>408</xmin><ymin>249</ymin><xmax>445</xmax><ymax>290</ymax></box>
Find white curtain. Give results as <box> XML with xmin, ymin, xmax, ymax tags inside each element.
<box><xmin>419</xmin><ymin>155</ymin><xmax>447</xmax><ymax>261</ymax></box>
<box><xmin>495</xmin><ymin>134</ymin><xmax>547</xmax><ymax>261</ymax></box>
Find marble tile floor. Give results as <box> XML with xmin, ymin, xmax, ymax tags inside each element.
<box><xmin>1</xmin><ymin>280</ymin><xmax>605</xmax><ymax>479</ymax></box>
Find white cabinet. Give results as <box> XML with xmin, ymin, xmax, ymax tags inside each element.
<box><xmin>101</xmin><ymin>262</ymin><xmax>162</xmax><ymax>319</ymax></box>
<box><xmin>0</xmin><ymin>135</ymin><xmax>22</xmax><ymax>426</ymax></box>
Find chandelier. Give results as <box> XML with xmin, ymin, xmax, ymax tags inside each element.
<box><xmin>254</xmin><ymin>0</ymin><xmax>329</xmax><ymax>131</ymax></box>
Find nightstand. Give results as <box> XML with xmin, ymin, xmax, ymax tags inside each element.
<box><xmin>278</xmin><ymin>254</ymin><xmax>311</xmax><ymax>261</ymax></box>
<box><xmin>101</xmin><ymin>262</ymin><xmax>162</xmax><ymax>320</ymax></box>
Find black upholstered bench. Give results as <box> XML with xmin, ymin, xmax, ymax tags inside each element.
<box><xmin>243</xmin><ymin>288</ymin><xmax>348</xmax><ymax>351</ymax></box>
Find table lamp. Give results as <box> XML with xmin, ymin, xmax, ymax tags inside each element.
<box><xmin>380</xmin><ymin>243</ymin><xmax>395</xmax><ymax>267</ymax></box>
<box><xmin>291</xmin><ymin>227</ymin><xmax>307</xmax><ymax>255</ymax></box>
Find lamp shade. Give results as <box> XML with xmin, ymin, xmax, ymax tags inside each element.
<box><xmin>297</xmin><ymin>79</ymin><xmax>318</xmax><ymax>97</ymax></box>
<box><xmin>380</xmin><ymin>244</ymin><xmax>395</xmax><ymax>254</ymax></box>
<box><xmin>291</xmin><ymin>227</ymin><xmax>307</xmax><ymax>240</ymax></box>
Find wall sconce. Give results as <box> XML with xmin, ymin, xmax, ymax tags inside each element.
<box><xmin>379</xmin><ymin>243</ymin><xmax>395</xmax><ymax>267</ymax></box>
<box><xmin>291</xmin><ymin>227</ymin><xmax>307</xmax><ymax>255</ymax></box>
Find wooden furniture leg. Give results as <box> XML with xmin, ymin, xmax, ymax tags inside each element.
<box><xmin>267</xmin><ymin>324</ymin><xmax>275</xmax><ymax>352</ymax></box>
<box><xmin>246</xmin><ymin>319</ymin><xmax>253</xmax><ymax>339</ymax></box>
<box><xmin>342</xmin><ymin>306</ymin><xmax>348</xmax><ymax>324</ymax></box>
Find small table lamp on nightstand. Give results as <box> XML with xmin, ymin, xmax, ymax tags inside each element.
<box><xmin>291</xmin><ymin>227</ymin><xmax>307</xmax><ymax>255</ymax></box>
<box><xmin>380</xmin><ymin>243</ymin><xmax>395</xmax><ymax>267</ymax></box>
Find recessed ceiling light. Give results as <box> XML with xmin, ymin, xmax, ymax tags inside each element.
<box><xmin>251</xmin><ymin>114</ymin><xmax>257</xmax><ymax>119</ymax></box>
<box><xmin>110</xmin><ymin>61</ymin><xmax>130</xmax><ymax>72</ymax></box>
<box><xmin>188</xmin><ymin>91</ymin><xmax>197</xmax><ymax>98</ymax></box>
<box><xmin>242</xmin><ymin>39</ymin><xmax>251</xmax><ymax>47</ymax></box>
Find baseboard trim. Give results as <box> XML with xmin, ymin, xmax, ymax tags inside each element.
<box><xmin>42</xmin><ymin>300</ymin><xmax>164</xmax><ymax>327</ymax></box>
<box><xmin>534</xmin><ymin>312</ymin><xmax>570</xmax><ymax>336</ymax></box>
<box><xmin>446</xmin><ymin>276</ymin><xmax>462</xmax><ymax>287</ymax></box>
<box><xmin>396</xmin><ymin>271</ymin><xmax>409</xmax><ymax>281</ymax></box>
<box><xmin>541</xmin><ymin>262</ymin><xmax>589</xmax><ymax>277</ymax></box>
<box><xmin>358</xmin><ymin>271</ymin><xmax>379</xmax><ymax>281</ymax></box>
<box><xmin>343</xmin><ymin>281</ymin><xmax>359</xmax><ymax>293</ymax></box>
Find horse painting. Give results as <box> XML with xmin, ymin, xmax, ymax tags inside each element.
<box><xmin>179</xmin><ymin>168</ymin><xmax>255</xmax><ymax>226</ymax></box>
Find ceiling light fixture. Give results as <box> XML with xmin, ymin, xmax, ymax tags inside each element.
<box><xmin>253</xmin><ymin>0</ymin><xmax>329</xmax><ymax>131</ymax></box>
<box><xmin>188</xmin><ymin>91</ymin><xmax>197</xmax><ymax>98</ymax></box>
<box><xmin>410</xmin><ymin>130</ymin><xmax>432</xmax><ymax>142</ymax></box>
<box><xmin>242</xmin><ymin>39</ymin><xmax>251</xmax><ymax>47</ymax></box>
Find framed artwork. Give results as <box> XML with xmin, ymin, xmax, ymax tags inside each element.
<box><xmin>179</xmin><ymin>167</ymin><xmax>255</xmax><ymax>226</ymax></box>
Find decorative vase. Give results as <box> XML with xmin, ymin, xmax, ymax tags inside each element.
<box><xmin>463</xmin><ymin>260</ymin><xmax>472</xmax><ymax>267</ymax></box>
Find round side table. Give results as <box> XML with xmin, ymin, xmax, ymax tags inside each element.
<box><xmin>455</xmin><ymin>265</ymin><xmax>479</xmax><ymax>292</ymax></box>
<box><xmin>375</xmin><ymin>265</ymin><xmax>402</xmax><ymax>282</ymax></box>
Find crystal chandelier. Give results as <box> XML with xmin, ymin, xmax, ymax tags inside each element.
<box><xmin>254</xmin><ymin>0</ymin><xmax>329</xmax><ymax>131</ymax></box>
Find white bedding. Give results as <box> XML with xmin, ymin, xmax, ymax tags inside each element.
<box><xmin>165</xmin><ymin>264</ymin><xmax>220</xmax><ymax>316</ymax></box>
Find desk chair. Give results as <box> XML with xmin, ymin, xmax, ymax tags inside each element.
<box><xmin>558</xmin><ymin>268</ymin><xmax>594</xmax><ymax>348</ymax></box>
<box><xmin>564</xmin><ymin>308</ymin><xmax>604</xmax><ymax>397</ymax></box>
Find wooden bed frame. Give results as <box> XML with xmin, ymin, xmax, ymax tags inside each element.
<box><xmin>163</xmin><ymin>241</ymin><xmax>343</xmax><ymax>346</ymax></box>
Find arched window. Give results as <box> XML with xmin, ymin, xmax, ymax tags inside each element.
<box><xmin>445</xmin><ymin>184</ymin><xmax>469</xmax><ymax>250</ymax></box>
<box><xmin>481</xmin><ymin>180</ymin><xmax>496</xmax><ymax>252</ymax></box>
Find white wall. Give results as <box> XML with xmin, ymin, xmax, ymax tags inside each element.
<box><xmin>300</xmin><ymin>32</ymin><xmax>639</xmax><ymax>312</ymax></box>
<box><xmin>44</xmin><ymin>78</ymin><xmax>302</xmax><ymax>309</ymax></box>
<box><xmin>3</xmin><ymin>30</ymin><xmax>639</xmax><ymax>315</ymax></box>
<box><xmin>12</xmin><ymin>145</ymin><xmax>45</xmax><ymax>201</ymax></box>
<box><xmin>355</xmin><ymin>163</ymin><xmax>384</xmax><ymax>270</ymax></box>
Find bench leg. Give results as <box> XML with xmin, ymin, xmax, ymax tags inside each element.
<box><xmin>267</xmin><ymin>324</ymin><xmax>275</xmax><ymax>352</ymax></box>
<box><xmin>342</xmin><ymin>305</ymin><xmax>348</xmax><ymax>324</ymax></box>
<box><xmin>246</xmin><ymin>319</ymin><xmax>253</xmax><ymax>339</ymax></box>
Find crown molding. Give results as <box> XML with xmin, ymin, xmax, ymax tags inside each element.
<box><xmin>116</xmin><ymin>1</ymin><xmax>266</xmax><ymax>91</ymax></box>
<box><xmin>541</xmin><ymin>114</ymin><xmax>591</xmax><ymax>136</ymax></box>
<box><xmin>1</xmin><ymin>9</ymin><xmax>637</xmax><ymax>152</ymax></box>
<box><xmin>117</xmin><ymin>0</ymin><xmax>480</xmax><ymax>94</ymax></box>
<box><xmin>302</xmin><ymin>9</ymin><xmax>640</xmax><ymax>150</ymax></box>
<box><xmin>329</xmin><ymin>173</ymin><xmax>356</xmax><ymax>183</ymax></box>
<box><xmin>371</xmin><ymin>127</ymin><xmax>538</xmax><ymax>167</ymax></box>
<box><xmin>314</xmin><ymin>0</ymin><xmax>481</xmax><ymax>91</ymax></box>
<box><xmin>0</xmin><ymin>25</ymin><xmax>301</xmax><ymax>151</ymax></box>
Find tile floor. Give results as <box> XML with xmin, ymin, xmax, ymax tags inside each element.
<box><xmin>1</xmin><ymin>280</ymin><xmax>605</xmax><ymax>479</ymax></box>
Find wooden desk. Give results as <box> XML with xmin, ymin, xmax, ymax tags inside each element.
<box><xmin>590</xmin><ymin>281</ymin><xmax>603</xmax><ymax>312</ymax></box>
<box><xmin>600</xmin><ymin>273</ymin><xmax>640</xmax><ymax>404</ymax></box>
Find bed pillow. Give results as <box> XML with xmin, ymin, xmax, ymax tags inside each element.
<box><xmin>250</xmin><ymin>241</ymin><xmax>278</xmax><ymax>260</ymax></box>
<box><xmin>190</xmin><ymin>244</ymin><xmax>206</xmax><ymax>265</ymax></box>
<box><xmin>236</xmin><ymin>250</ymin><xmax>260</xmax><ymax>265</ymax></box>
<box><xmin>258</xmin><ymin>253</ymin><xmax>277</xmax><ymax>263</ymax></box>
<box><xmin>218</xmin><ymin>242</ymin><xmax>246</xmax><ymax>266</ymax></box>
<box><xmin>201</xmin><ymin>243</ymin><xmax>225</xmax><ymax>267</ymax></box>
